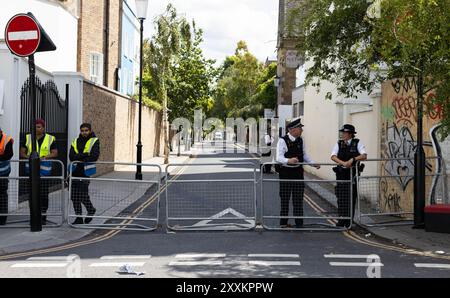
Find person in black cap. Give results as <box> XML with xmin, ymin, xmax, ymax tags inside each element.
<box><xmin>276</xmin><ymin>118</ymin><xmax>320</xmax><ymax>228</ymax></box>
<box><xmin>331</xmin><ymin>124</ymin><xmax>367</xmax><ymax>228</ymax></box>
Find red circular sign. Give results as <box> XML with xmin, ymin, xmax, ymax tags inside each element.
<box><xmin>4</xmin><ymin>14</ymin><xmax>41</xmax><ymax>57</ymax></box>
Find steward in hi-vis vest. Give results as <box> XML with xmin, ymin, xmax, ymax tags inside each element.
<box><xmin>69</xmin><ymin>123</ymin><xmax>100</xmax><ymax>225</ymax></box>
<box><xmin>0</xmin><ymin>128</ymin><xmax>14</xmax><ymax>225</ymax></box>
<box><xmin>20</xmin><ymin>118</ymin><xmax>58</xmax><ymax>225</ymax></box>
<box><xmin>331</xmin><ymin>124</ymin><xmax>367</xmax><ymax>228</ymax></box>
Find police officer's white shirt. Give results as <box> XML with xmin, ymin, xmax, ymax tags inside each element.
<box><xmin>330</xmin><ymin>138</ymin><xmax>367</xmax><ymax>157</ymax></box>
<box><xmin>276</xmin><ymin>133</ymin><xmax>315</xmax><ymax>164</ymax></box>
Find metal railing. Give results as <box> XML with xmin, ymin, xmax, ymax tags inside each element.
<box><xmin>261</xmin><ymin>162</ymin><xmax>353</xmax><ymax>231</ymax></box>
<box><xmin>67</xmin><ymin>161</ymin><xmax>162</xmax><ymax>231</ymax></box>
<box><xmin>165</xmin><ymin>163</ymin><xmax>258</xmax><ymax>231</ymax></box>
<box><xmin>356</xmin><ymin>157</ymin><xmax>446</xmax><ymax>227</ymax></box>
<box><xmin>0</xmin><ymin>160</ymin><xmax>65</xmax><ymax>228</ymax></box>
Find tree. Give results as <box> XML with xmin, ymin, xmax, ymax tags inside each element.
<box><xmin>144</xmin><ymin>4</ymin><xmax>191</xmax><ymax>164</ymax></box>
<box><xmin>167</xmin><ymin>24</ymin><xmax>218</xmax><ymax>123</ymax></box>
<box><xmin>287</xmin><ymin>0</ymin><xmax>450</xmax><ymax>135</ymax></box>
<box><xmin>211</xmin><ymin>41</ymin><xmax>276</xmax><ymax>120</ymax></box>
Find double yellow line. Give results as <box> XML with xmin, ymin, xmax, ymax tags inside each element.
<box><xmin>304</xmin><ymin>193</ymin><xmax>450</xmax><ymax>261</ymax></box>
<box><xmin>0</xmin><ymin>160</ymin><xmax>193</xmax><ymax>261</ymax></box>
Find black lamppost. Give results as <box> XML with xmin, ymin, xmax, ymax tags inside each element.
<box><xmin>135</xmin><ymin>0</ymin><xmax>149</xmax><ymax>180</ymax></box>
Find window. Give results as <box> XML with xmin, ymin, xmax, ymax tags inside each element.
<box><xmin>89</xmin><ymin>53</ymin><xmax>103</xmax><ymax>84</ymax></box>
<box><xmin>299</xmin><ymin>102</ymin><xmax>304</xmax><ymax>116</ymax></box>
<box><xmin>293</xmin><ymin>103</ymin><xmax>298</xmax><ymax>118</ymax></box>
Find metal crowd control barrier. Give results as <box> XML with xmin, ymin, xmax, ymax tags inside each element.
<box><xmin>356</xmin><ymin>157</ymin><xmax>445</xmax><ymax>227</ymax></box>
<box><xmin>0</xmin><ymin>160</ymin><xmax>65</xmax><ymax>228</ymax></box>
<box><xmin>68</xmin><ymin>161</ymin><xmax>162</xmax><ymax>231</ymax></box>
<box><xmin>261</xmin><ymin>162</ymin><xmax>353</xmax><ymax>231</ymax></box>
<box><xmin>165</xmin><ymin>163</ymin><xmax>257</xmax><ymax>231</ymax></box>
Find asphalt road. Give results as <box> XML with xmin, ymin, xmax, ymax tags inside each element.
<box><xmin>1</xmin><ymin>142</ymin><xmax>450</xmax><ymax>278</ymax></box>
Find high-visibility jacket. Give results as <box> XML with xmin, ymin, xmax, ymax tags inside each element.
<box><xmin>25</xmin><ymin>134</ymin><xmax>56</xmax><ymax>176</ymax></box>
<box><xmin>70</xmin><ymin>137</ymin><xmax>98</xmax><ymax>176</ymax></box>
<box><xmin>0</xmin><ymin>134</ymin><xmax>13</xmax><ymax>176</ymax></box>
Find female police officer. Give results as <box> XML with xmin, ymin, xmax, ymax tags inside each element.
<box><xmin>331</xmin><ymin>124</ymin><xmax>367</xmax><ymax>228</ymax></box>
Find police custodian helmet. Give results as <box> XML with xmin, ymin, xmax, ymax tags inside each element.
<box><xmin>339</xmin><ymin>124</ymin><xmax>356</xmax><ymax>134</ymax></box>
<box><xmin>287</xmin><ymin>118</ymin><xmax>304</xmax><ymax>130</ymax></box>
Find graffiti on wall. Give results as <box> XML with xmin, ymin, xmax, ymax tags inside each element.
<box><xmin>380</xmin><ymin>179</ymin><xmax>402</xmax><ymax>213</ymax></box>
<box><xmin>380</xmin><ymin>78</ymin><xmax>445</xmax><ymax>212</ymax></box>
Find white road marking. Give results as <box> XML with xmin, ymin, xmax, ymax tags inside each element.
<box><xmin>324</xmin><ymin>254</ymin><xmax>376</xmax><ymax>258</ymax></box>
<box><xmin>249</xmin><ymin>261</ymin><xmax>301</xmax><ymax>266</ymax></box>
<box><xmin>175</xmin><ymin>253</ymin><xmax>226</xmax><ymax>259</ymax></box>
<box><xmin>100</xmin><ymin>255</ymin><xmax>151</xmax><ymax>260</ymax></box>
<box><xmin>414</xmin><ymin>263</ymin><xmax>450</xmax><ymax>269</ymax></box>
<box><xmin>11</xmin><ymin>263</ymin><xmax>68</xmax><ymax>268</ymax></box>
<box><xmin>89</xmin><ymin>262</ymin><xmax>146</xmax><ymax>267</ymax></box>
<box><xmin>329</xmin><ymin>262</ymin><xmax>384</xmax><ymax>267</ymax></box>
<box><xmin>27</xmin><ymin>256</ymin><xmax>72</xmax><ymax>261</ymax></box>
<box><xmin>169</xmin><ymin>261</ymin><xmax>223</xmax><ymax>266</ymax></box>
<box><xmin>248</xmin><ymin>254</ymin><xmax>299</xmax><ymax>258</ymax></box>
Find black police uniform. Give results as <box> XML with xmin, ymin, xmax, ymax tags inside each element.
<box><xmin>334</xmin><ymin>138</ymin><xmax>360</xmax><ymax>226</ymax></box>
<box><xmin>278</xmin><ymin>135</ymin><xmax>304</xmax><ymax>227</ymax></box>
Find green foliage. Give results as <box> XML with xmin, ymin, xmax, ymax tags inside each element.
<box><xmin>211</xmin><ymin>41</ymin><xmax>277</xmax><ymax>120</ymax></box>
<box><xmin>167</xmin><ymin>25</ymin><xmax>218</xmax><ymax>122</ymax></box>
<box><xmin>287</xmin><ymin>0</ymin><xmax>450</xmax><ymax>136</ymax></box>
<box><xmin>142</xmin><ymin>4</ymin><xmax>217</xmax><ymax>123</ymax></box>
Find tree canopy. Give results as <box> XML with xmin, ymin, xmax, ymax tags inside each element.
<box><xmin>287</xmin><ymin>0</ymin><xmax>450</xmax><ymax>135</ymax></box>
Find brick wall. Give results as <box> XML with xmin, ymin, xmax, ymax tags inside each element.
<box><xmin>83</xmin><ymin>81</ymin><xmax>164</xmax><ymax>175</ymax></box>
<box><xmin>78</xmin><ymin>0</ymin><xmax>121</xmax><ymax>90</ymax></box>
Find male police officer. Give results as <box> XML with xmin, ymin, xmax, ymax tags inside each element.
<box><xmin>276</xmin><ymin>118</ymin><xmax>319</xmax><ymax>228</ymax></box>
<box><xmin>20</xmin><ymin>119</ymin><xmax>58</xmax><ymax>225</ymax></box>
<box><xmin>0</xmin><ymin>128</ymin><xmax>14</xmax><ymax>225</ymax></box>
<box><xmin>69</xmin><ymin>123</ymin><xmax>100</xmax><ymax>225</ymax></box>
<box><xmin>331</xmin><ymin>124</ymin><xmax>367</xmax><ymax>228</ymax></box>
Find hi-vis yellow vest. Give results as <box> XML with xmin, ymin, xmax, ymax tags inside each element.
<box><xmin>71</xmin><ymin>137</ymin><xmax>98</xmax><ymax>176</ymax></box>
<box><xmin>25</xmin><ymin>134</ymin><xmax>55</xmax><ymax>176</ymax></box>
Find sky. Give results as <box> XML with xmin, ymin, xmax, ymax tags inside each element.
<box><xmin>140</xmin><ymin>0</ymin><xmax>279</xmax><ymax>65</ymax></box>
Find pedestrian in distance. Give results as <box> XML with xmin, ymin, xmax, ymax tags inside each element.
<box><xmin>331</xmin><ymin>124</ymin><xmax>367</xmax><ymax>228</ymax></box>
<box><xmin>261</xmin><ymin>127</ymin><xmax>274</xmax><ymax>174</ymax></box>
<box><xmin>0</xmin><ymin>128</ymin><xmax>14</xmax><ymax>225</ymax></box>
<box><xmin>20</xmin><ymin>118</ymin><xmax>58</xmax><ymax>225</ymax></box>
<box><xmin>69</xmin><ymin>123</ymin><xmax>100</xmax><ymax>225</ymax></box>
<box><xmin>276</xmin><ymin>118</ymin><xmax>320</xmax><ymax>228</ymax></box>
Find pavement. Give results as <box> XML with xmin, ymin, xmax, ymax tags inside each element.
<box><xmin>303</xmin><ymin>170</ymin><xmax>450</xmax><ymax>256</ymax></box>
<box><xmin>0</xmin><ymin>151</ymin><xmax>192</xmax><ymax>256</ymax></box>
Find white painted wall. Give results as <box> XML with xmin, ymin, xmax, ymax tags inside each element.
<box><xmin>0</xmin><ymin>0</ymin><xmax>78</xmax><ymax>72</ymax></box>
<box><xmin>300</xmin><ymin>60</ymin><xmax>380</xmax><ymax>180</ymax></box>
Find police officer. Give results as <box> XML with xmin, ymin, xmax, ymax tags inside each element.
<box><xmin>331</xmin><ymin>124</ymin><xmax>367</xmax><ymax>228</ymax></box>
<box><xmin>69</xmin><ymin>123</ymin><xmax>100</xmax><ymax>225</ymax></box>
<box><xmin>20</xmin><ymin>119</ymin><xmax>58</xmax><ymax>225</ymax></box>
<box><xmin>276</xmin><ymin>118</ymin><xmax>320</xmax><ymax>228</ymax></box>
<box><xmin>0</xmin><ymin>128</ymin><xmax>14</xmax><ymax>225</ymax></box>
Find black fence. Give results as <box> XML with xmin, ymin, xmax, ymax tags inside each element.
<box><xmin>19</xmin><ymin>77</ymin><xmax>69</xmax><ymax>178</ymax></box>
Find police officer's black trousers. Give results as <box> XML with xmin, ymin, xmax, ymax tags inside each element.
<box><xmin>279</xmin><ymin>175</ymin><xmax>304</xmax><ymax>226</ymax></box>
<box><xmin>0</xmin><ymin>179</ymin><xmax>9</xmax><ymax>224</ymax></box>
<box><xmin>71</xmin><ymin>180</ymin><xmax>95</xmax><ymax>215</ymax></box>
<box><xmin>335</xmin><ymin>176</ymin><xmax>357</xmax><ymax>223</ymax></box>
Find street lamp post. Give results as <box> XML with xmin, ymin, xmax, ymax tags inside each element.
<box><xmin>135</xmin><ymin>0</ymin><xmax>149</xmax><ymax>180</ymax></box>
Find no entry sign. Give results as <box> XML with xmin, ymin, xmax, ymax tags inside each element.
<box><xmin>5</xmin><ymin>14</ymin><xmax>41</xmax><ymax>57</ymax></box>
